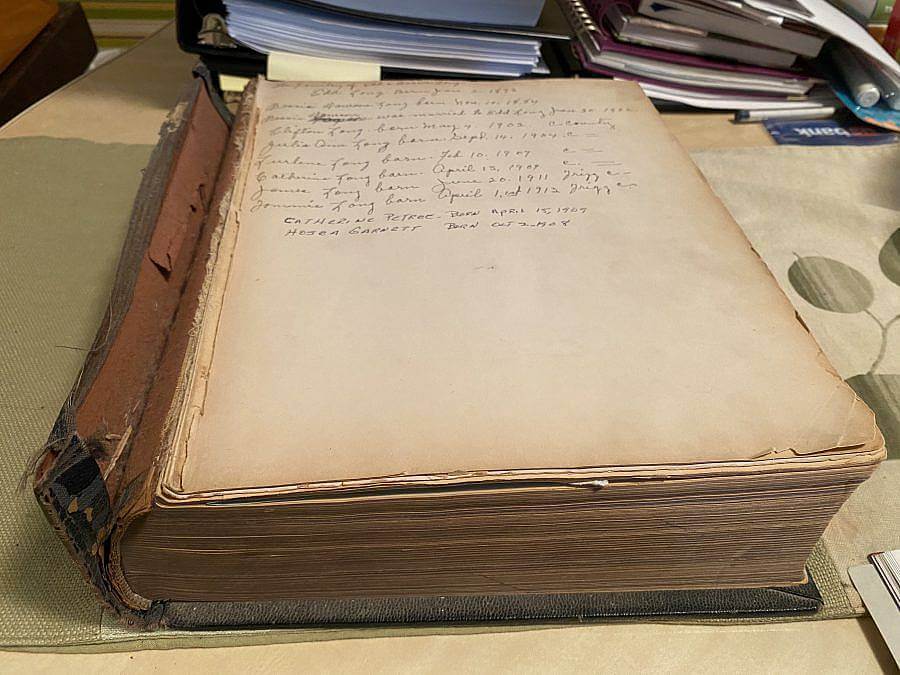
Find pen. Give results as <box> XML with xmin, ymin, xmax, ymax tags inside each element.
<box><xmin>733</xmin><ymin>106</ymin><xmax>837</xmax><ymax>123</ymax></box>
<box><xmin>861</xmin><ymin>57</ymin><xmax>900</xmax><ymax>111</ymax></box>
<box><xmin>828</xmin><ymin>42</ymin><xmax>881</xmax><ymax>108</ymax></box>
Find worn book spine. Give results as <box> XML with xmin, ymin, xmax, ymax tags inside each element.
<box><xmin>31</xmin><ymin>69</ymin><xmax>240</xmax><ymax>628</ymax></box>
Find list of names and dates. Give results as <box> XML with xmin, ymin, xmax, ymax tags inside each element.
<box><xmin>244</xmin><ymin>80</ymin><xmax>642</xmax><ymax>241</ymax></box>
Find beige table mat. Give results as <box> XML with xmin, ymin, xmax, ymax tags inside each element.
<box><xmin>3</xmin><ymin>619</ymin><xmax>895</xmax><ymax>674</ymax></box>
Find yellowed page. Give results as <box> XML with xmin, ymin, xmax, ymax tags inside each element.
<box><xmin>179</xmin><ymin>78</ymin><xmax>875</xmax><ymax>493</ymax></box>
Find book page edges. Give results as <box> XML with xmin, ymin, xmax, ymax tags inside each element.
<box><xmin>158</xmin><ymin>80</ymin><xmax>261</xmax><ymax>498</ymax></box>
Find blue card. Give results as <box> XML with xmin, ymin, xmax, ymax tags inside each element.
<box><xmin>764</xmin><ymin>118</ymin><xmax>900</xmax><ymax>145</ymax></box>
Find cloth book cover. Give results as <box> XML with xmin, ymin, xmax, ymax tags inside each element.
<box><xmin>31</xmin><ymin>72</ymin><xmax>884</xmax><ymax>630</ymax></box>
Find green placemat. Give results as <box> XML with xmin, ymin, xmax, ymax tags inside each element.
<box><xmin>0</xmin><ymin>136</ymin><xmax>153</xmax><ymax>647</ymax></box>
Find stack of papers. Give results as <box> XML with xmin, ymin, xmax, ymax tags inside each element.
<box><xmin>224</xmin><ymin>0</ymin><xmax>549</xmax><ymax>77</ymax></box>
<box><xmin>307</xmin><ymin>0</ymin><xmax>548</xmax><ymax>27</ymax></box>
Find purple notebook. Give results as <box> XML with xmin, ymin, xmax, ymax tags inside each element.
<box><xmin>566</xmin><ymin>0</ymin><xmax>819</xmax><ymax>91</ymax></box>
<box><xmin>573</xmin><ymin>44</ymin><xmax>809</xmax><ymax>98</ymax></box>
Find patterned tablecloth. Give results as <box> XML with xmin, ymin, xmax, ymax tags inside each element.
<box><xmin>693</xmin><ymin>145</ymin><xmax>900</xmax><ymax>615</ymax></box>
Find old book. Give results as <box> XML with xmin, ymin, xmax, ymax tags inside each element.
<box><xmin>33</xmin><ymin>73</ymin><xmax>884</xmax><ymax>629</ymax></box>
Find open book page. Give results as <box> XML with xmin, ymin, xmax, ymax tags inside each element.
<box><xmin>177</xmin><ymin>78</ymin><xmax>874</xmax><ymax>493</ymax></box>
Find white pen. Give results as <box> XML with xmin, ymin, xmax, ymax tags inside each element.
<box><xmin>862</xmin><ymin>58</ymin><xmax>900</xmax><ymax>111</ymax></box>
<box><xmin>733</xmin><ymin>106</ymin><xmax>837</xmax><ymax>123</ymax></box>
<box><xmin>828</xmin><ymin>42</ymin><xmax>881</xmax><ymax>108</ymax></box>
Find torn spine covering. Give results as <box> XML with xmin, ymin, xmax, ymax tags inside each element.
<box><xmin>31</xmin><ymin>71</ymin><xmax>238</xmax><ymax>628</ymax></box>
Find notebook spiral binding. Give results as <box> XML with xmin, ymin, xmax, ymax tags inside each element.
<box><xmin>557</xmin><ymin>0</ymin><xmax>599</xmax><ymax>40</ymax></box>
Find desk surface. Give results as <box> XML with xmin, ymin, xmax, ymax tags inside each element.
<box><xmin>0</xmin><ymin>22</ymin><xmax>891</xmax><ymax>672</ymax></box>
